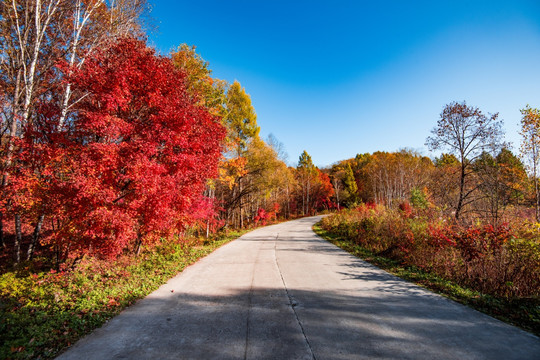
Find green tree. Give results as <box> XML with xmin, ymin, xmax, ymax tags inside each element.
<box><xmin>297</xmin><ymin>150</ymin><xmax>316</xmax><ymax>215</ymax></box>
<box><xmin>343</xmin><ymin>163</ymin><xmax>358</xmax><ymax>206</ymax></box>
<box><xmin>434</xmin><ymin>153</ymin><xmax>460</xmax><ymax>167</ymax></box>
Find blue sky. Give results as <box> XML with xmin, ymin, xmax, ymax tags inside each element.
<box><xmin>148</xmin><ymin>0</ymin><xmax>540</xmax><ymax>167</ymax></box>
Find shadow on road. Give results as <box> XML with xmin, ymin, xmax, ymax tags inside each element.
<box><xmin>57</xmin><ymin>216</ymin><xmax>540</xmax><ymax>360</ymax></box>
<box><xmin>58</xmin><ymin>284</ymin><xmax>540</xmax><ymax>360</ymax></box>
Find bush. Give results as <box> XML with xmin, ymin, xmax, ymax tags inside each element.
<box><xmin>320</xmin><ymin>205</ymin><xmax>540</xmax><ymax>298</ymax></box>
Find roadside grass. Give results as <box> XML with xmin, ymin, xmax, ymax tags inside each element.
<box><xmin>0</xmin><ymin>229</ymin><xmax>248</xmax><ymax>360</ymax></box>
<box><xmin>313</xmin><ymin>222</ymin><xmax>540</xmax><ymax>337</ymax></box>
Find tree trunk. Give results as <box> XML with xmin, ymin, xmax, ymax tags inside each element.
<box><xmin>134</xmin><ymin>231</ymin><xmax>143</xmax><ymax>255</ymax></box>
<box><xmin>286</xmin><ymin>185</ymin><xmax>290</xmax><ymax>218</ymax></box>
<box><xmin>535</xmin><ymin>158</ymin><xmax>540</xmax><ymax>222</ymax></box>
<box><xmin>27</xmin><ymin>213</ymin><xmax>45</xmax><ymax>260</ymax></box>
<box><xmin>535</xmin><ymin>176</ymin><xmax>540</xmax><ymax>222</ymax></box>
<box><xmin>306</xmin><ymin>179</ymin><xmax>311</xmax><ymax>216</ymax></box>
<box><xmin>0</xmin><ymin>212</ymin><xmax>4</xmax><ymax>248</ymax></box>
<box><xmin>334</xmin><ymin>180</ymin><xmax>340</xmax><ymax>211</ymax></box>
<box><xmin>239</xmin><ymin>177</ymin><xmax>244</xmax><ymax>228</ymax></box>
<box><xmin>455</xmin><ymin>162</ymin><xmax>466</xmax><ymax>220</ymax></box>
<box><xmin>14</xmin><ymin>213</ymin><xmax>22</xmax><ymax>264</ymax></box>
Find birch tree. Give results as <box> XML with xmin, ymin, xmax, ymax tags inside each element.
<box><xmin>520</xmin><ymin>106</ymin><xmax>540</xmax><ymax>221</ymax></box>
<box><xmin>0</xmin><ymin>0</ymin><xmax>147</xmax><ymax>262</ymax></box>
<box><xmin>297</xmin><ymin>150</ymin><xmax>316</xmax><ymax>215</ymax></box>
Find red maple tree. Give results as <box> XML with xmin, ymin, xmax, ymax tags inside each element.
<box><xmin>10</xmin><ymin>37</ymin><xmax>225</xmax><ymax>259</ymax></box>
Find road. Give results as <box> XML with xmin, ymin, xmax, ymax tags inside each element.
<box><xmin>57</xmin><ymin>216</ymin><xmax>540</xmax><ymax>360</ymax></box>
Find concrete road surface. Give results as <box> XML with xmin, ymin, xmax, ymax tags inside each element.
<box><xmin>57</xmin><ymin>216</ymin><xmax>540</xmax><ymax>360</ymax></box>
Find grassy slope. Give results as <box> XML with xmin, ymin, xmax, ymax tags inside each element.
<box><xmin>313</xmin><ymin>222</ymin><xmax>540</xmax><ymax>337</ymax></box>
<box><xmin>0</xmin><ymin>230</ymin><xmax>248</xmax><ymax>360</ymax></box>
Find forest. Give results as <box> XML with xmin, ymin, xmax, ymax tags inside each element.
<box><xmin>0</xmin><ymin>1</ymin><xmax>539</xmax><ymax>358</ymax></box>
<box><xmin>0</xmin><ymin>0</ymin><xmax>335</xmax><ymax>267</ymax></box>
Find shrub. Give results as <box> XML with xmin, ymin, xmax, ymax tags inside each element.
<box><xmin>410</xmin><ymin>187</ymin><xmax>429</xmax><ymax>209</ymax></box>
<box><xmin>0</xmin><ymin>230</ymin><xmax>243</xmax><ymax>359</ymax></box>
<box><xmin>320</xmin><ymin>207</ymin><xmax>539</xmax><ymax>298</ymax></box>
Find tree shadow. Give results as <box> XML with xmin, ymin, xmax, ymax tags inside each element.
<box><xmin>57</xmin><ymin>216</ymin><xmax>540</xmax><ymax>359</ymax></box>
<box><xmin>56</xmin><ymin>284</ymin><xmax>540</xmax><ymax>360</ymax></box>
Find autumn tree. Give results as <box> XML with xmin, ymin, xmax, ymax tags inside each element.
<box><xmin>311</xmin><ymin>169</ymin><xmax>335</xmax><ymax>211</ymax></box>
<box><xmin>429</xmin><ymin>153</ymin><xmax>461</xmax><ymax>212</ymax></box>
<box><xmin>171</xmin><ymin>44</ymin><xmax>227</xmax><ymax>117</ymax></box>
<box><xmin>329</xmin><ymin>166</ymin><xmax>344</xmax><ymax>210</ymax></box>
<box><xmin>9</xmin><ymin>37</ymin><xmax>225</xmax><ymax>260</ymax></box>
<box><xmin>0</xmin><ymin>0</ymin><xmax>148</xmax><ymax>262</ymax></box>
<box><xmin>170</xmin><ymin>44</ymin><xmax>230</xmax><ymax>234</ymax></box>
<box><xmin>224</xmin><ymin>81</ymin><xmax>259</xmax><ymax>153</ymax></box>
<box><xmin>221</xmin><ymin>81</ymin><xmax>260</xmax><ymax>227</ymax></box>
<box><xmin>520</xmin><ymin>106</ymin><xmax>540</xmax><ymax>220</ymax></box>
<box><xmin>0</xmin><ymin>0</ymin><xmax>147</xmax><ymax>137</ymax></box>
<box><xmin>496</xmin><ymin>148</ymin><xmax>527</xmax><ymax>205</ymax></box>
<box><xmin>297</xmin><ymin>150</ymin><xmax>317</xmax><ymax>215</ymax></box>
<box><xmin>330</xmin><ymin>163</ymin><xmax>357</xmax><ymax>209</ymax></box>
<box><xmin>364</xmin><ymin>150</ymin><xmax>432</xmax><ymax>207</ymax></box>
<box><xmin>243</xmin><ymin>138</ymin><xmax>292</xmax><ymax>219</ymax></box>
<box><xmin>352</xmin><ymin>153</ymin><xmax>373</xmax><ymax>203</ymax></box>
<box><xmin>426</xmin><ymin>101</ymin><xmax>504</xmax><ymax>220</ymax></box>
<box><xmin>473</xmin><ymin>149</ymin><xmax>526</xmax><ymax>223</ymax></box>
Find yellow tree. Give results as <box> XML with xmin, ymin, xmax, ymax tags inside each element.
<box><xmin>474</xmin><ymin>149</ymin><xmax>527</xmax><ymax>223</ymax></box>
<box><xmin>171</xmin><ymin>44</ymin><xmax>227</xmax><ymax>117</ymax></box>
<box><xmin>430</xmin><ymin>153</ymin><xmax>461</xmax><ymax>213</ymax></box>
<box><xmin>244</xmin><ymin>137</ymin><xmax>292</xmax><ymax>220</ymax></box>
<box><xmin>222</xmin><ymin>81</ymin><xmax>259</xmax><ymax>227</ymax></box>
<box><xmin>224</xmin><ymin>81</ymin><xmax>259</xmax><ymax>153</ymax></box>
<box><xmin>520</xmin><ymin>106</ymin><xmax>540</xmax><ymax>220</ymax></box>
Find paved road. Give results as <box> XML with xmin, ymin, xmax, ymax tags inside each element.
<box><xmin>57</xmin><ymin>216</ymin><xmax>540</xmax><ymax>360</ymax></box>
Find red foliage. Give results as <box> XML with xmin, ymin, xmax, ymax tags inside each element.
<box><xmin>188</xmin><ymin>196</ymin><xmax>224</xmax><ymax>234</ymax></box>
<box><xmin>312</xmin><ymin>169</ymin><xmax>335</xmax><ymax>211</ymax></box>
<box><xmin>8</xmin><ymin>37</ymin><xmax>225</xmax><ymax>259</ymax></box>
<box><xmin>254</xmin><ymin>208</ymin><xmax>268</xmax><ymax>225</ymax></box>
<box><xmin>427</xmin><ymin>222</ymin><xmax>512</xmax><ymax>259</ymax></box>
<box><xmin>427</xmin><ymin>224</ymin><xmax>457</xmax><ymax>249</ymax></box>
<box><xmin>398</xmin><ymin>201</ymin><xmax>413</xmax><ymax>218</ymax></box>
<box><xmin>455</xmin><ymin>223</ymin><xmax>512</xmax><ymax>260</ymax></box>
<box><xmin>365</xmin><ymin>201</ymin><xmax>377</xmax><ymax>210</ymax></box>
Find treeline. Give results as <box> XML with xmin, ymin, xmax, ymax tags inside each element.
<box><xmin>320</xmin><ymin>102</ymin><xmax>540</xmax><ymax>310</ymax></box>
<box><xmin>0</xmin><ymin>0</ymin><xmax>335</xmax><ymax>266</ymax></box>
<box><xmin>328</xmin><ymin>147</ymin><xmax>526</xmax><ymax>224</ymax></box>
<box><xmin>328</xmin><ymin>101</ymin><xmax>539</xmax><ymax>225</ymax></box>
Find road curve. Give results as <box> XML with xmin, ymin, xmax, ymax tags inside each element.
<box><xmin>57</xmin><ymin>216</ymin><xmax>540</xmax><ymax>360</ymax></box>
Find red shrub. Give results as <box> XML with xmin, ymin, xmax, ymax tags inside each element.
<box><xmin>427</xmin><ymin>224</ymin><xmax>457</xmax><ymax>249</ymax></box>
<box><xmin>455</xmin><ymin>223</ymin><xmax>513</xmax><ymax>261</ymax></box>
<box><xmin>398</xmin><ymin>201</ymin><xmax>413</xmax><ymax>218</ymax></box>
<box><xmin>254</xmin><ymin>208</ymin><xmax>268</xmax><ymax>225</ymax></box>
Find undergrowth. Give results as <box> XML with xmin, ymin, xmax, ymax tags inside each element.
<box><xmin>313</xmin><ymin>222</ymin><xmax>540</xmax><ymax>337</ymax></box>
<box><xmin>0</xmin><ymin>229</ymin><xmax>247</xmax><ymax>360</ymax></box>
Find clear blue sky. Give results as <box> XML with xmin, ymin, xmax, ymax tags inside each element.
<box><xmin>148</xmin><ymin>0</ymin><xmax>540</xmax><ymax>167</ymax></box>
